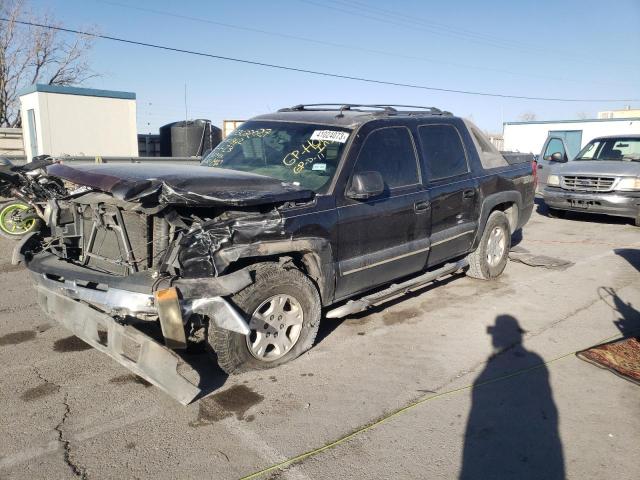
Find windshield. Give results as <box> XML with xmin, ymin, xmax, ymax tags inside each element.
<box><xmin>575</xmin><ymin>138</ymin><xmax>640</xmax><ymax>162</ymax></box>
<box><xmin>201</xmin><ymin>121</ymin><xmax>352</xmax><ymax>192</ymax></box>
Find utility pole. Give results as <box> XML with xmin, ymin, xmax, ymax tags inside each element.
<box><xmin>184</xmin><ymin>83</ymin><xmax>188</xmax><ymax>156</ymax></box>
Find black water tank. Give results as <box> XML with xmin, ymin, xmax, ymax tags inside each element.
<box><xmin>159</xmin><ymin>119</ymin><xmax>222</xmax><ymax>157</ymax></box>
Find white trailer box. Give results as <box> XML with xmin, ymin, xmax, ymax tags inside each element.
<box><xmin>19</xmin><ymin>84</ymin><xmax>138</xmax><ymax>160</ymax></box>
<box><xmin>503</xmin><ymin>117</ymin><xmax>640</xmax><ymax>158</ymax></box>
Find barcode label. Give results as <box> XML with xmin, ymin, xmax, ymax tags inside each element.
<box><xmin>310</xmin><ymin>130</ymin><xmax>350</xmax><ymax>143</ymax></box>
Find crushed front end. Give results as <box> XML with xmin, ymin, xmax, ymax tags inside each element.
<box><xmin>14</xmin><ymin>171</ymin><xmax>303</xmax><ymax>403</ymax></box>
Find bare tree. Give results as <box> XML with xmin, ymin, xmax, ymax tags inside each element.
<box><xmin>0</xmin><ymin>0</ymin><xmax>97</xmax><ymax>127</ymax></box>
<box><xmin>575</xmin><ymin>111</ymin><xmax>589</xmax><ymax>120</ymax></box>
<box><xmin>518</xmin><ymin>111</ymin><xmax>537</xmax><ymax>122</ymax></box>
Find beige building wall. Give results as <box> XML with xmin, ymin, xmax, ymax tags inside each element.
<box><xmin>223</xmin><ymin>120</ymin><xmax>245</xmax><ymax>138</ymax></box>
<box><xmin>19</xmin><ymin>85</ymin><xmax>138</xmax><ymax>159</ymax></box>
<box><xmin>598</xmin><ymin>107</ymin><xmax>640</xmax><ymax>119</ymax></box>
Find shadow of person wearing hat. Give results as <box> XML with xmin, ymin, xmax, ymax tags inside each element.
<box><xmin>460</xmin><ymin>315</ymin><xmax>565</xmax><ymax>480</ymax></box>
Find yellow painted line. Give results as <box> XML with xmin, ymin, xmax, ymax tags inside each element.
<box><xmin>239</xmin><ymin>331</ymin><xmax>632</xmax><ymax>480</ymax></box>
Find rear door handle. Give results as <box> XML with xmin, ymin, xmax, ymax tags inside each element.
<box><xmin>462</xmin><ymin>189</ymin><xmax>476</xmax><ymax>199</ymax></box>
<box><xmin>414</xmin><ymin>201</ymin><xmax>430</xmax><ymax>212</ymax></box>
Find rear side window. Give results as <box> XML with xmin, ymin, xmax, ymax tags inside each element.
<box><xmin>353</xmin><ymin>127</ymin><xmax>420</xmax><ymax>189</ymax></box>
<box><xmin>418</xmin><ymin>125</ymin><xmax>469</xmax><ymax>180</ymax></box>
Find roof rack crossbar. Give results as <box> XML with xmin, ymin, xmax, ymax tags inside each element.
<box><xmin>280</xmin><ymin>104</ymin><xmax>395</xmax><ymax>112</ymax></box>
<box><xmin>278</xmin><ymin>104</ymin><xmax>451</xmax><ymax>116</ymax></box>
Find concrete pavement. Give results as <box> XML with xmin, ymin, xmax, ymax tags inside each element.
<box><xmin>0</xmin><ymin>206</ymin><xmax>638</xmax><ymax>479</ymax></box>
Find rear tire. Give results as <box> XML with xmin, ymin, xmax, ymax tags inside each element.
<box><xmin>466</xmin><ymin>211</ymin><xmax>511</xmax><ymax>280</ymax></box>
<box><xmin>209</xmin><ymin>263</ymin><xmax>321</xmax><ymax>374</ymax></box>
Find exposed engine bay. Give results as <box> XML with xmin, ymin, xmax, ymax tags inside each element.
<box><xmin>14</xmin><ymin>162</ymin><xmax>317</xmax><ymax>404</ymax></box>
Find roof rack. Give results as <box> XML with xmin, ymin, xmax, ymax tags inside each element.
<box><xmin>278</xmin><ymin>104</ymin><xmax>452</xmax><ymax>117</ymax></box>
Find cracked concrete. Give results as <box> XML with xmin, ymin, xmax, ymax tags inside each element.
<box><xmin>55</xmin><ymin>394</ymin><xmax>87</xmax><ymax>480</ymax></box>
<box><xmin>30</xmin><ymin>366</ymin><xmax>87</xmax><ymax>479</ymax></box>
<box><xmin>0</xmin><ymin>209</ymin><xmax>639</xmax><ymax>479</ymax></box>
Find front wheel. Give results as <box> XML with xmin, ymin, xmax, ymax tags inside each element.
<box><xmin>0</xmin><ymin>201</ymin><xmax>41</xmax><ymax>239</ymax></box>
<box><xmin>209</xmin><ymin>263</ymin><xmax>321</xmax><ymax>374</ymax></box>
<box><xmin>466</xmin><ymin>211</ymin><xmax>511</xmax><ymax>280</ymax></box>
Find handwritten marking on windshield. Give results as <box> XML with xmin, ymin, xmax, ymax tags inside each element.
<box><xmin>207</xmin><ymin>128</ymin><xmax>273</xmax><ymax>165</ymax></box>
<box><xmin>283</xmin><ymin>140</ymin><xmax>331</xmax><ymax>174</ymax></box>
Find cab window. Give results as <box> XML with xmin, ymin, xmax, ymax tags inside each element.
<box><xmin>418</xmin><ymin>124</ymin><xmax>469</xmax><ymax>180</ymax></box>
<box><xmin>353</xmin><ymin>127</ymin><xmax>420</xmax><ymax>189</ymax></box>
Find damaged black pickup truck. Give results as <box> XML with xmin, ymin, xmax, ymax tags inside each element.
<box><xmin>14</xmin><ymin>104</ymin><xmax>536</xmax><ymax>404</ymax></box>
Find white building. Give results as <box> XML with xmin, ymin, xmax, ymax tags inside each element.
<box><xmin>502</xmin><ymin>117</ymin><xmax>640</xmax><ymax>158</ymax></box>
<box><xmin>19</xmin><ymin>84</ymin><xmax>138</xmax><ymax>160</ymax></box>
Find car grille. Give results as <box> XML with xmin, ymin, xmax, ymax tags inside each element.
<box><xmin>561</xmin><ymin>175</ymin><xmax>616</xmax><ymax>192</ymax></box>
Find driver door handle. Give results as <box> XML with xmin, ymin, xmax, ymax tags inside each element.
<box><xmin>414</xmin><ymin>201</ymin><xmax>430</xmax><ymax>212</ymax></box>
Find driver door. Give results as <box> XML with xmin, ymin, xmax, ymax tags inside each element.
<box><xmin>334</xmin><ymin>125</ymin><xmax>431</xmax><ymax>300</ymax></box>
<box><xmin>537</xmin><ymin>136</ymin><xmax>568</xmax><ymax>192</ymax></box>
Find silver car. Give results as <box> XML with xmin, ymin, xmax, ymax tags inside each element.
<box><xmin>543</xmin><ymin>135</ymin><xmax>640</xmax><ymax>226</ymax></box>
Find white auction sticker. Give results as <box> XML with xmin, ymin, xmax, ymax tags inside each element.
<box><xmin>310</xmin><ymin>130</ymin><xmax>350</xmax><ymax>143</ymax></box>
<box><xmin>312</xmin><ymin>163</ymin><xmax>327</xmax><ymax>171</ymax></box>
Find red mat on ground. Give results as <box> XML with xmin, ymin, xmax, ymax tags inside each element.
<box><xmin>576</xmin><ymin>337</ymin><xmax>640</xmax><ymax>386</ymax></box>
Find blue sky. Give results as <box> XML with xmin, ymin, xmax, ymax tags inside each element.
<box><xmin>29</xmin><ymin>0</ymin><xmax>640</xmax><ymax>133</ymax></box>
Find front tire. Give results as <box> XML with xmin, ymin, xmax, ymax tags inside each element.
<box><xmin>466</xmin><ymin>211</ymin><xmax>511</xmax><ymax>280</ymax></box>
<box><xmin>209</xmin><ymin>263</ymin><xmax>321</xmax><ymax>374</ymax></box>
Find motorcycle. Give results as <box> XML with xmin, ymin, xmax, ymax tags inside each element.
<box><xmin>0</xmin><ymin>156</ymin><xmax>67</xmax><ymax>240</ymax></box>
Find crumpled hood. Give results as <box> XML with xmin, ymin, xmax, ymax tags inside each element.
<box><xmin>47</xmin><ymin>163</ymin><xmax>315</xmax><ymax>206</ymax></box>
<box><xmin>551</xmin><ymin>160</ymin><xmax>640</xmax><ymax>177</ymax></box>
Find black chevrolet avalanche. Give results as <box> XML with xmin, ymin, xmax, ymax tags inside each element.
<box><xmin>15</xmin><ymin>104</ymin><xmax>536</xmax><ymax>403</ymax></box>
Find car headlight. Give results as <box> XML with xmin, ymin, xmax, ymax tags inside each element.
<box><xmin>616</xmin><ymin>177</ymin><xmax>640</xmax><ymax>191</ymax></box>
<box><xmin>547</xmin><ymin>174</ymin><xmax>560</xmax><ymax>186</ymax></box>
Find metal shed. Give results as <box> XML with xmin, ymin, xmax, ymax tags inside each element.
<box><xmin>19</xmin><ymin>84</ymin><xmax>138</xmax><ymax>160</ymax></box>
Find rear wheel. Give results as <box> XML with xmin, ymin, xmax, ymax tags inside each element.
<box><xmin>466</xmin><ymin>211</ymin><xmax>511</xmax><ymax>280</ymax></box>
<box><xmin>209</xmin><ymin>263</ymin><xmax>321</xmax><ymax>374</ymax></box>
<box><xmin>0</xmin><ymin>201</ymin><xmax>41</xmax><ymax>239</ymax></box>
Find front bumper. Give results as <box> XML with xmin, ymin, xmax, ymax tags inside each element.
<box><xmin>34</xmin><ymin>278</ymin><xmax>201</xmax><ymax>404</ymax></box>
<box><xmin>20</xmin><ymin>250</ymin><xmax>252</xmax><ymax>334</ymax></box>
<box><xmin>16</xmin><ymin>244</ymin><xmax>253</xmax><ymax>404</ymax></box>
<box><xmin>543</xmin><ymin>187</ymin><xmax>640</xmax><ymax>219</ymax></box>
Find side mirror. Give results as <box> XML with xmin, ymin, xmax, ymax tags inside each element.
<box><xmin>550</xmin><ymin>152</ymin><xmax>565</xmax><ymax>162</ymax></box>
<box><xmin>347</xmin><ymin>171</ymin><xmax>385</xmax><ymax>200</ymax></box>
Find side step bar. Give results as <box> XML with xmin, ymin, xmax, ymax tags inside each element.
<box><xmin>326</xmin><ymin>259</ymin><xmax>468</xmax><ymax>319</ymax></box>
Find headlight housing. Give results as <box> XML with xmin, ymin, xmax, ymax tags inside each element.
<box><xmin>547</xmin><ymin>174</ymin><xmax>560</xmax><ymax>187</ymax></box>
<box><xmin>616</xmin><ymin>177</ymin><xmax>640</xmax><ymax>191</ymax></box>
